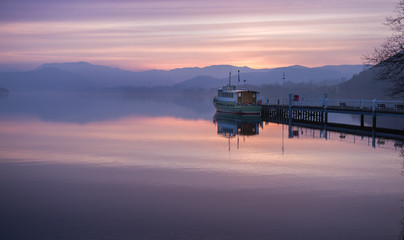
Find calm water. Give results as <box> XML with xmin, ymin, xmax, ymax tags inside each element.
<box><xmin>0</xmin><ymin>93</ymin><xmax>403</xmax><ymax>240</ymax></box>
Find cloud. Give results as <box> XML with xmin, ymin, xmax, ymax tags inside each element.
<box><xmin>0</xmin><ymin>0</ymin><xmax>394</xmax><ymax>22</ymax></box>
<box><xmin>0</xmin><ymin>0</ymin><xmax>397</xmax><ymax>70</ymax></box>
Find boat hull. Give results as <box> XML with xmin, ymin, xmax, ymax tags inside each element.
<box><xmin>213</xmin><ymin>99</ymin><xmax>262</xmax><ymax>115</ymax></box>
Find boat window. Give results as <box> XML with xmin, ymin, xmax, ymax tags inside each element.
<box><xmin>218</xmin><ymin>92</ymin><xmax>234</xmax><ymax>98</ymax></box>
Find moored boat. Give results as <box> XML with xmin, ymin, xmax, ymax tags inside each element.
<box><xmin>213</xmin><ymin>71</ymin><xmax>262</xmax><ymax>115</ymax></box>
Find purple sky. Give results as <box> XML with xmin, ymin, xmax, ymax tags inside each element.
<box><xmin>0</xmin><ymin>0</ymin><xmax>398</xmax><ymax>70</ymax></box>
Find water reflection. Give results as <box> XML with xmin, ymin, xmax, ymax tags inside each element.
<box><xmin>211</xmin><ymin>111</ymin><xmax>404</xmax><ymax>153</ymax></box>
<box><xmin>213</xmin><ymin>113</ymin><xmax>262</xmax><ymax>151</ymax></box>
<box><xmin>286</xmin><ymin>124</ymin><xmax>404</xmax><ymax>151</ymax></box>
<box><xmin>1</xmin><ymin>94</ymin><xmax>404</xmax><ymax>240</ymax></box>
<box><xmin>401</xmin><ymin>200</ymin><xmax>404</xmax><ymax>240</ymax></box>
<box><xmin>0</xmin><ymin>93</ymin><xmax>216</xmax><ymax>122</ymax></box>
<box><xmin>213</xmin><ymin>113</ymin><xmax>262</xmax><ymax>137</ymax></box>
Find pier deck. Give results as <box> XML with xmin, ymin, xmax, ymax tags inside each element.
<box><xmin>261</xmin><ymin>95</ymin><xmax>404</xmax><ymax>132</ymax></box>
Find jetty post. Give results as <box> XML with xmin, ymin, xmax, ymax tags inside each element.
<box><xmin>323</xmin><ymin>97</ymin><xmax>328</xmax><ymax>139</ymax></box>
<box><xmin>261</xmin><ymin>96</ymin><xmax>404</xmax><ymax>143</ymax></box>
<box><xmin>323</xmin><ymin>97</ymin><xmax>328</xmax><ymax>124</ymax></box>
<box><xmin>360</xmin><ymin>99</ymin><xmax>365</xmax><ymax>127</ymax></box>
<box><xmin>372</xmin><ymin>99</ymin><xmax>377</xmax><ymax>129</ymax></box>
<box><xmin>288</xmin><ymin>93</ymin><xmax>293</xmax><ymax>138</ymax></box>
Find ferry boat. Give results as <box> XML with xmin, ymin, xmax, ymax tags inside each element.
<box><xmin>213</xmin><ymin>71</ymin><xmax>262</xmax><ymax>115</ymax></box>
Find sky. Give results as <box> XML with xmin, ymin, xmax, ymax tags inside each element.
<box><xmin>0</xmin><ymin>0</ymin><xmax>399</xmax><ymax>71</ymax></box>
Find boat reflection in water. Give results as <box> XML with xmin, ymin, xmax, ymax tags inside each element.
<box><xmin>213</xmin><ymin>112</ymin><xmax>263</xmax><ymax>150</ymax></box>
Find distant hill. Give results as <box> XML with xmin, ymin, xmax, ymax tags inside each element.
<box><xmin>0</xmin><ymin>61</ymin><xmax>365</xmax><ymax>92</ymax></box>
<box><xmin>38</xmin><ymin>62</ymin><xmax>157</xmax><ymax>87</ymax></box>
<box><xmin>37</xmin><ymin>63</ymin><xmax>261</xmax><ymax>86</ymax></box>
<box><xmin>177</xmin><ymin>64</ymin><xmax>365</xmax><ymax>89</ymax></box>
<box><xmin>168</xmin><ymin>65</ymin><xmax>261</xmax><ymax>81</ymax></box>
<box><xmin>336</xmin><ymin>68</ymin><xmax>396</xmax><ymax>99</ymax></box>
<box><xmin>0</xmin><ymin>68</ymin><xmax>93</xmax><ymax>92</ymax></box>
<box><xmin>255</xmin><ymin>66</ymin><xmax>401</xmax><ymax>102</ymax></box>
<box><xmin>174</xmin><ymin>76</ymin><xmax>222</xmax><ymax>89</ymax></box>
<box><xmin>242</xmin><ymin>65</ymin><xmax>364</xmax><ymax>85</ymax></box>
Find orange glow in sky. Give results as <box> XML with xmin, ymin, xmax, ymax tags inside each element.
<box><xmin>0</xmin><ymin>0</ymin><xmax>397</xmax><ymax>70</ymax></box>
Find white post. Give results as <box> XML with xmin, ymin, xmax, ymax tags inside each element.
<box><xmin>372</xmin><ymin>99</ymin><xmax>376</xmax><ymax>112</ymax></box>
<box><xmin>282</xmin><ymin>72</ymin><xmax>285</xmax><ymax>105</ymax></box>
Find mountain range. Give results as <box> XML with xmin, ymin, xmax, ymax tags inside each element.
<box><xmin>0</xmin><ymin>62</ymin><xmax>365</xmax><ymax>92</ymax></box>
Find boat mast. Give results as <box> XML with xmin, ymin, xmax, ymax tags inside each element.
<box><xmin>228</xmin><ymin>71</ymin><xmax>231</xmax><ymax>86</ymax></box>
<box><xmin>238</xmin><ymin>70</ymin><xmax>240</xmax><ymax>87</ymax></box>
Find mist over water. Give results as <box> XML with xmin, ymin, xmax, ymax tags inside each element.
<box><xmin>0</xmin><ymin>92</ymin><xmax>215</xmax><ymax>122</ymax></box>
<box><xmin>0</xmin><ymin>93</ymin><xmax>403</xmax><ymax>240</ymax></box>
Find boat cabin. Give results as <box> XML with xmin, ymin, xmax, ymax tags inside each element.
<box><xmin>217</xmin><ymin>85</ymin><xmax>259</xmax><ymax>105</ymax></box>
<box><xmin>236</xmin><ymin>90</ymin><xmax>258</xmax><ymax>105</ymax></box>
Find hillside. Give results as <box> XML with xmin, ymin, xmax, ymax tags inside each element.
<box><xmin>176</xmin><ymin>65</ymin><xmax>364</xmax><ymax>88</ymax></box>
<box><xmin>336</xmin><ymin>68</ymin><xmax>397</xmax><ymax>99</ymax></box>
<box><xmin>174</xmin><ymin>76</ymin><xmax>222</xmax><ymax>89</ymax></box>
<box><xmin>0</xmin><ymin>62</ymin><xmax>365</xmax><ymax>92</ymax></box>
<box><xmin>0</xmin><ymin>68</ymin><xmax>93</xmax><ymax>92</ymax></box>
<box><xmin>258</xmin><ymin>67</ymin><xmax>402</xmax><ymax>102</ymax></box>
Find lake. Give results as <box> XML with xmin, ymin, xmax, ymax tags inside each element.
<box><xmin>0</xmin><ymin>93</ymin><xmax>403</xmax><ymax>240</ymax></box>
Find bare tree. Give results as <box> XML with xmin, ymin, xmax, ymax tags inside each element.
<box><xmin>363</xmin><ymin>0</ymin><xmax>404</xmax><ymax>97</ymax></box>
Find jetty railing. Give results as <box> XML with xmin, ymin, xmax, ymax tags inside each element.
<box><xmin>262</xmin><ymin>94</ymin><xmax>404</xmax><ymax>130</ymax></box>
<box><xmin>324</xmin><ymin>99</ymin><xmax>404</xmax><ymax>112</ymax></box>
<box><xmin>284</xmin><ymin>96</ymin><xmax>404</xmax><ymax>112</ymax></box>
<box><xmin>262</xmin><ymin>95</ymin><xmax>404</xmax><ymax>147</ymax></box>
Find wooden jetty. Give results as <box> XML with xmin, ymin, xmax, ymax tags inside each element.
<box><xmin>261</xmin><ymin>94</ymin><xmax>404</xmax><ymax>142</ymax></box>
